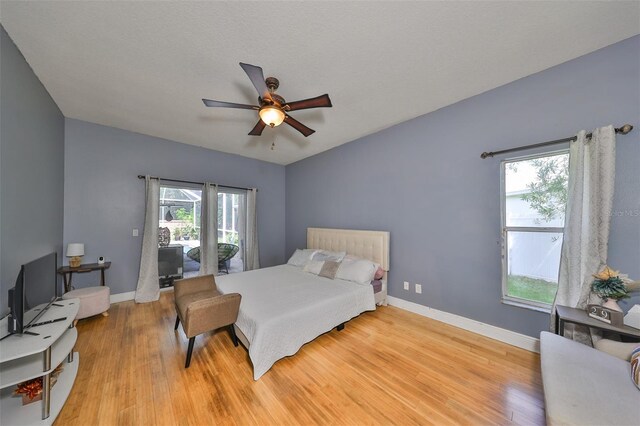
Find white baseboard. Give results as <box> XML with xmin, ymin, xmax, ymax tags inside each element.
<box><xmin>109</xmin><ymin>286</ymin><xmax>173</xmax><ymax>304</ymax></box>
<box><xmin>110</xmin><ymin>291</ymin><xmax>135</xmax><ymax>304</ymax></box>
<box><xmin>387</xmin><ymin>296</ymin><xmax>540</xmax><ymax>353</ymax></box>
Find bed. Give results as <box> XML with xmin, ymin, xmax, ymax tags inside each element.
<box><xmin>215</xmin><ymin>227</ymin><xmax>390</xmax><ymax>380</ymax></box>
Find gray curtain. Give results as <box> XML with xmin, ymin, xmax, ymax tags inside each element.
<box><xmin>199</xmin><ymin>183</ymin><xmax>219</xmax><ymax>275</ymax></box>
<box><xmin>244</xmin><ymin>188</ymin><xmax>260</xmax><ymax>271</ymax></box>
<box><xmin>551</xmin><ymin>126</ymin><xmax>616</xmax><ymax>344</ymax></box>
<box><xmin>135</xmin><ymin>176</ymin><xmax>160</xmax><ymax>303</ymax></box>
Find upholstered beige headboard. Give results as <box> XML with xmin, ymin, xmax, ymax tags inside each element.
<box><xmin>307</xmin><ymin>227</ymin><xmax>390</xmax><ymax>271</ymax></box>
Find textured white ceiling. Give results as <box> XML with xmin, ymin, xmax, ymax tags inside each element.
<box><xmin>2</xmin><ymin>1</ymin><xmax>639</xmax><ymax>165</ymax></box>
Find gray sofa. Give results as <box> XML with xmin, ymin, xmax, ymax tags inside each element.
<box><xmin>540</xmin><ymin>332</ymin><xmax>638</xmax><ymax>425</ymax></box>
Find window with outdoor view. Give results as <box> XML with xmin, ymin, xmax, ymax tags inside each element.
<box><xmin>158</xmin><ymin>185</ymin><xmax>246</xmax><ymax>278</ymax></box>
<box><xmin>501</xmin><ymin>150</ymin><xmax>569</xmax><ymax>309</ymax></box>
<box><xmin>218</xmin><ymin>192</ymin><xmax>240</xmax><ymax>245</ymax></box>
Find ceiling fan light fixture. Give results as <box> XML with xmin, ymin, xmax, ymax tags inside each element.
<box><xmin>202</xmin><ymin>63</ymin><xmax>330</xmax><ymax>137</ymax></box>
<box><xmin>259</xmin><ymin>105</ymin><xmax>285</xmax><ymax>128</ymax></box>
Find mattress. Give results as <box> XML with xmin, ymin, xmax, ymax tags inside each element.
<box><xmin>216</xmin><ymin>264</ymin><xmax>376</xmax><ymax>379</ymax></box>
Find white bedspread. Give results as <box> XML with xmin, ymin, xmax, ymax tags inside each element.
<box><xmin>215</xmin><ymin>265</ymin><xmax>376</xmax><ymax>380</ymax></box>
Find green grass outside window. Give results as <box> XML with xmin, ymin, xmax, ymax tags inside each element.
<box><xmin>507</xmin><ymin>275</ymin><xmax>558</xmax><ymax>305</ymax></box>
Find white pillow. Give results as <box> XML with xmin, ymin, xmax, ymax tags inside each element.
<box><xmin>312</xmin><ymin>250</ymin><xmax>346</xmax><ymax>262</ymax></box>
<box><xmin>343</xmin><ymin>254</ymin><xmax>381</xmax><ymax>271</ymax></box>
<box><xmin>342</xmin><ymin>256</ymin><xmax>377</xmax><ymax>271</ymax></box>
<box><xmin>594</xmin><ymin>339</ymin><xmax>638</xmax><ymax>361</ymax></box>
<box><xmin>303</xmin><ymin>260</ymin><xmax>324</xmax><ymax>275</ymax></box>
<box><xmin>287</xmin><ymin>249</ymin><xmax>318</xmax><ymax>267</ymax></box>
<box><xmin>336</xmin><ymin>257</ymin><xmax>377</xmax><ymax>285</ymax></box>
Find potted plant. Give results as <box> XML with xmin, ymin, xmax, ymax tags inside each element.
<box><xmin>182</xmin><ymin>225</ymin><xmax>193</xmax><ymax>241</ymax></box>
<box><xmin>173</xmin><ymin>227</ymin><xmax>182</xmax><ymax>241</ymax></box>
<box><xmin>591</xmin><ymin>266</ymin><xmax>636</xmax><ymax>312</ymax></box>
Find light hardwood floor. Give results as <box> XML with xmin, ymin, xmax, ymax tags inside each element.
<box><xmin>56</xmin><ymin>291</ymin><xmax>545</xmax><ymax>425</ymax></box>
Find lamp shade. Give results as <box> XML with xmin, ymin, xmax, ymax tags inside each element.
<box><xmin>66</xmin><ymin>243</ymin><xmax>85</xmax><ymax>257</ymax></box>
<box><xmin>259</xmin><ymin>106</ymin><xmax>285</xmax><ymax>127</ymax></box>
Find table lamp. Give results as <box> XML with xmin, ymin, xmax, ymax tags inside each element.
<box><xmin>66</xmin><ymin>243</ymin><xmax>85</xmax><ymax>268</ymax></box>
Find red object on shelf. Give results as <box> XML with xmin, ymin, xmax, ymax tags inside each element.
<box><xmin>14</xmin><ymin>365</ymin><xmax>63</xmax><ymax>405</ymax></box>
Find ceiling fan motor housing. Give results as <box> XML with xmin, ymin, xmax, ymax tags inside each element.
<box><xmin>269</xmin><ymin>94</ymin><xmax>286</xmax><ymax>107</ymax></box>
<box><xmin>265</xmin><ymin>76</ymin><xmax>280</xmax><ymax>92</ymax></box>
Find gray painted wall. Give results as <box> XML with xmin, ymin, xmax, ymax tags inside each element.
<box><xmin>285</xmin><ymin>35</ymin><xmax>640</xmax><ymax>337</ymax></box>
<box><xmin>0</xmin><ymin>26</ymin><xmax>65</xmax><ymax>316</ymax></box>
<box><xmin>63</xmin><ymin>119</ymin><xmax>286</xmax><ymax>295</ymax></box>
<box><xmin>3</xmin><ymin>21</ymin><xmax>637</xmax><ymax>338</ymax></box>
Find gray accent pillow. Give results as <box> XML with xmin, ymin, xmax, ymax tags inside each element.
<box><xmin>319</xmin><ymin>260</ymin><xmax>341</xmax><ymax>279</ymax></box>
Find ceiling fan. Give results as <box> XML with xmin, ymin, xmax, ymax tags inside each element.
<box><xmin>202</xmin><ymin>63</ymin><xmax>332</xmax><ymax>137</ymax></box>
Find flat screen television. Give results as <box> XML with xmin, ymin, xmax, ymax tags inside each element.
<box><xmin>158</xmin><ymin>245</ymin><xmax>183</xmax><ymax>287</ymax></box>
<box><xmin>6</xmin><ymin>252</ymin><xmax>59</xmax><ymax>335</ymax></box>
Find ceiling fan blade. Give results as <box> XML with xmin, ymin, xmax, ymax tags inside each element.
<box><xmin>285</xmin><ymin>94</ymin><xmax>332</xmax><ymax>112</ymax></box>
<box><xmin>239</xmin><ymin>62</ymin><xmax>270</xmax><ymax>99</ymax></box>
<box><xmin>248</xmin><ymin>120</ymin><xmax>267</xmax><ymax>136</ymax></box>
<box><xmin>202</xmin><ymin>99</ymin><xmax>258</xmax><ymax>110</ymax></box>
<box><xmin>284</xmin><ymin>114</ymin><xmax>315</xmax><ymax>137</ymax></box>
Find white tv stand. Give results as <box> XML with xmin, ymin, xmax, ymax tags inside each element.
<box><xmin>0</xmin><ymin>299</ymin><xmax>79</xmax><ymax>425</ymax></box>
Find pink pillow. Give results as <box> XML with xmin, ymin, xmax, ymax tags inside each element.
<box><xmin>374</xmin><ymin>266</ymin><xmax>385</xmax><ymax>280</ymax></box>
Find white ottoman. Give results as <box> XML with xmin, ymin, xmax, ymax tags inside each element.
<box><xmin>62</xmin><ymin>286</ymin><xmax>110</xmax><ymax>323</ymax></box>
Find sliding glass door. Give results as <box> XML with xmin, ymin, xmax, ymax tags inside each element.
<box><xmin>157</xmin><ymin>184</ymin><xmax>247</xmax><ymax>278</ymax></box>
<box><xmin>218</xmin><ymin>189</ymin><xmax>246</xmax><ymax>273</ymax></box>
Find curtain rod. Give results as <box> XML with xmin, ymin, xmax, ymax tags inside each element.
<box><xmin>480</xmin><ymin>124</ymin><xmax>634</xmax><ymax>159</ymax></box>
<box><xmin>137</xmin><ymin>175</ymin><xmax>256</xmax><ymax>192</ymax></box>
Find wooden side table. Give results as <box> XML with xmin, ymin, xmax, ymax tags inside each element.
<box><xmin>57</xmin><ymin>262</ymin><xmax>111</xmax><ymax>293</ymax></box>
<box><xmin>555</xmin><ymin>304</ymin><xmax>640</xmax><ymax>339</ymax></box>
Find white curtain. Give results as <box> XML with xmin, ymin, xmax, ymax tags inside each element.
<box><xmin>551</xmin><ymin>126</ymin><xmax>616</xmax><ymax>344</ymax></box>
<box><xmin>199</xmin><ymin>183</ymin><xmax>219</xmax><ymax>275</ymax></box>
<box><xmin>244</xmin><ymin>188</ymin><xmax>260</xmax><ymax>271</ymax></box>
<box><xmin>135</xmin><ymin>176</ymin><xmax>160</xmax><ymax>303</ymax></box>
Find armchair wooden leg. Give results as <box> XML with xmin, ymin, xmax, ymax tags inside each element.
<box><xmin>336</xmin><ymin>323</ymin><xmax>345</xmax><ymax>331</ymax></box>
<box><xmin>174</xmin><ymin>315</ymin><xmax>180</xmax><ymax>331</ymax></box>
<box><xmin>228</xmin><ymin>325</ymin><xmax>239</xmax><ymax>347</ymax></box>
<box><xmin>185</xmin><ymin>337</ymin><xmax>195</xmax><ymax>368</ymax></box>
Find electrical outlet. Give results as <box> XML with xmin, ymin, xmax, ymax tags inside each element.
<box><xmin>403</xmin><ymin>281</ymin><xmax>409</xmax><ymax>290</ymax></box>
<box><xmin>132</xmin><ymin>228</ymin><xmax>139</xmax><ymax>237</ymax></box>
<box><xmin>415</xmin><ymin>283</ymin><xmax>422</xmax><ymax>294</ymax></box>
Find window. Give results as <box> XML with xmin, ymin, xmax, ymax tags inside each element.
<box><xmin>218</xmin><ymin>191</ymin><xmax>241</xmax><ymax>245</ymax></box>
<box><xmin>501</xmin><ymin>150</ymin><xmax>569</xmax><ymax>310</ymax></box>
<box><xmin>158</xmin><ymin>185</ymin><xmax>246</xmax><ymax>278</ymax></box>
<box><xmin>159</xmin><ymin>185</ymin><xmax>202</xmax><ymax>245</ymax></box>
